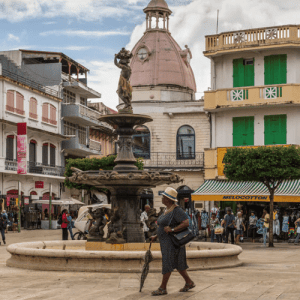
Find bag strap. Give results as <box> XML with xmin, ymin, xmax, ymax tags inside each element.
<box><xmin>168</xmin><ymin>206</ymin><xmax>178</xmax><ymax>227</ymax></box>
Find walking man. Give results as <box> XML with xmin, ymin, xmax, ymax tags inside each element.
<box><xmin>67</xmin><ymin>212</ymin><xmax>74</xmax><ymax>240</ymax></box>
<box><xmin>224</xmin><ymin>209</ymin><xmax>235</xmax><ymax>244</ymax></box>
<box><xmin>235</xmin><ymin>212</ymin><xmax>244</xmax><ymax>245</ymax></box>
<box><xmin>140</xmin><ymin>205</ymin><xmax>150</xmax><ymax>242</ymax></box>
<box><xmin>0</xmin><ymin>215</ymin><xmax>7</xmax><ymax>245</ymax></box>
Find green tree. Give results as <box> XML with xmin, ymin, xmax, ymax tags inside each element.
<box><xmin>223</xmin><ymin>146</ymin><xmax>300</xmax><ymax>247</ymax></box>
<box><xmin>64</xmin><ymin>155</ymin><xmax>144</xmax><ymax>190</ymax></box>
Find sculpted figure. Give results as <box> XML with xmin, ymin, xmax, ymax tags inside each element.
<box><xmin>145</xmin><ymin>208</ymin><xmax>158</xmax><ymax>240</ymax></box>
<box><xmin>106</xmin><ymin>207</ymin><xmax>126</xmax><ymax>244</ymax></box>
<box><xmin>114</xmin><ymin>48</ymin><xmax>133</xmax><ymax>110</ymax></box>
<box><xmin>88</xmin><ymin>207</ymin><xmax>107</xmax><ymax>240</ymax></box>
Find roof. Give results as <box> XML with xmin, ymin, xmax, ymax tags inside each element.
<box><xmin>144</xmin><ymin>0</ymin><xmax>172</xmax><ymax>14</ymax></box>
<box><xmin>192</xmin><ymin>180</ymin><xmax>300</xmax><ymax>202</ymax></box>
<box><xmin>130</xmin><ymin>31</ymin><xmax>196</xmax><ymax>92</ymax></box>
<box><xmin>19</xmin><ymin>49</ymin><xmax>89</xmax><ymax>72</ymax></box>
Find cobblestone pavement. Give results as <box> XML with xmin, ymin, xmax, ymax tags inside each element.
<box><xmin>1</xmin><ymin>230</ymin><xmax>300</xmax><ymax>300</ymax></box>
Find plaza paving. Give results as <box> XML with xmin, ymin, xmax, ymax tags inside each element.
<box><xmin>1</xmin><ymin>230</ymin><xmax>300</xmax><ymax>300</ymax></box>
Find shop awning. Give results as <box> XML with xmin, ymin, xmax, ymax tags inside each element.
<box><xmin>192</xmin><ymin>180</ymin><xmax>300</xmax><ymax>202</ymax></box>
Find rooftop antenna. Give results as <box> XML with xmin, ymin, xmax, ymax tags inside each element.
<box><xmin>216</xmin><ymin>9</ymin><xmax>219</xmax><ymax>34</ymax></box>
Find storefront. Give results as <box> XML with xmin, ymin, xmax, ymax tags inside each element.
<box><xmin>192</xmin><ymin>179</ymin><xmax>300</xmax><ymax>240</ymax></box>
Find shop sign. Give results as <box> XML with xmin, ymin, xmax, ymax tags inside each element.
<box><xmin>222</xmin><ymin>195</ymin><xmax>268</xmax><ymax>200</ymax></box>
<box><xmin>35</xmin><ymin>181</ymin><xmax>44</xmax><ymax>189</ymax></box>
<box><xmin>24</xmin><ymin>197</ymin><xmax>29</xmax><ymax>205</ymax></box>
<box><xmin>17</xmin><ymin>123</ymin><xmax>27</xmax><ymax>175</ymax></box>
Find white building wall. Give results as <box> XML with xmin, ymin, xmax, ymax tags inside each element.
<box><xmin>213</xmin><ymin>106</ymin><xmax>300</xmax><ymax>148</ymax></box>
<box><xmin>214</xmin><ymin>48</ymin><xmax>300</xmax><ymax>90</ymax></box>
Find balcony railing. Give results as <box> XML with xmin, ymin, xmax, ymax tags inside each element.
<box><xmin>205</xmin><ymin>25</ymin><xmax>300</xmax><ymax>53</ymax></box>
<box><xmin>135</xmin><ymin>152</ymin><xmax>204</xmax><ymax>169</ymax></box>
<box><xmin>89</xmin><ymin>139</ymin><xmax>101</xmax><ymax>151</ymax></box>
<box><xmin>79</xmin><ymin>104</ymin><xmax>102</xmax><ymax>121</ymax></box>
<box><xmin>5</xmin><ymin>160</ymin><xmax>65</xmax><ymax>176</ymax></box>
<box><xmin>2</xmin><ymin>69</ymin><xmax>61</xmax><ymax>99</ymax></box>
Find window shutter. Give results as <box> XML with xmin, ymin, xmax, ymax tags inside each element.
<box><xmin>6</xmin><ymin>136</ymin><xmax>14</xmax><ymax>160</ymax></box>
<box><xmin>42</xmin><ymin>143</ymin><xmax>48</xmax><ymax>165</ymax></box>
<box><xmin>50</xmin><ymin>145</ymin><xmax>56</xmax><ymax>166</ymax></box>
<box><xmin>233</xmin><ymin>58</ymin><xmax>244</xmax><ymax>87</ymax></box>
<box><xmin>7</xmin><ymin>90</ymin><xmax>14</xmax><ymax>109</ymax></box>
<box><xmin>278</xmin><ymin>114</ymin><xmax>287</xmax><ymax>144</ymax></box>
<box><xmin>16</xmin><ymin>92</ymin><xmax>24</xmax><ymax>115</ymax></box>
<box><xmin>264</xmin><ymin>56</ymin><xmax>271</xmax><ymax>85</ymax></box>
<box><xmin>42</xmin><ymin>103</ymin><xmax>49</xmax><ymax>122</ymax></box>
<box><xmin>279</xmin><ymin>54</ymin><xmax>287</xmax><ymax>84</ymax></box>
<box><xmin>233</xmin><ymin>118</ymin><xmax>242</xmax><ymax>146</ymax></box>
<box><xmin>244</xmin><ymin>117</ymin><xmax>254</xmax><ymax>145</ymax></box>
<box><xmin>50</xmin><ymin>105</ymin><xmax>56</xmax><ymax>124</ymax></box>
<box><xmin>264</xmin><ymin>55</ymin><xmax>287</xmax><ymax>85</ymax></box>
<box><xmin>29</xmin><ymin>142</ymin><xmax>36</xmax><ymax>163</ymax></box>
<box><xmin>233</xmin><ymin>117</ymin><xmax>254</xmax><ymax>146</ymax></box>
<box><xmin>264</xmin><ymin>115</ymin><xmax>286</xmax><ymax>145</ymax></box>
<box><xmin>244</xmin><ymin>59</ymin><xmax>255</xmax><ymax>87</ymax></box>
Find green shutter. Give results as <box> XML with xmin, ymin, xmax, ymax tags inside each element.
<box><xmin>264</xmin><ymin>114</ymin><xmax>287</xmax><ymax>145</ymax></box>
<box><xmin>233</xmin><ymin>116</ymin><xmax>254</xmax><ymax>146</ymax></box>
<box><xmin>244</xmin><ymin>59</ymin><xmax>255</xmax><ymax>87</ymax></box>
<box><xmin>233</xmin><ymin>58</ymin><xmax>244</xmax><ymax>87</ymax></box>
<box><xmin>264</xmin><ymin>55</ymin><xmax>287</xmax><ymax>85</ymax></box>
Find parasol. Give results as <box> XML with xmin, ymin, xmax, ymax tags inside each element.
<box><xmin>139</xmin><ymin>242</ymin><xmax>153</xmax><ymax>292</ymax></box>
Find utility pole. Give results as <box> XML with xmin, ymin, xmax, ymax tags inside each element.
<box><xmin>18</xmin><ymin>181</ymin><xmax>21</xmax><ymax>233</ymax></box>
<box><xmin>49</xmin><ymin>183</ymin><xmax>52</xmax><ymax>230</ymax></box>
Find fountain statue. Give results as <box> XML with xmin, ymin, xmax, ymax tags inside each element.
<box><xmin>68</xmin><ymin>48</ymin><xmax>182</xmax><ymax>243</ymax></box>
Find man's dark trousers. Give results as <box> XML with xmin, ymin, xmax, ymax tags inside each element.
<box><xmin>226</xmin><ymin>227</ymin><xmax>235</xmax><ymax>244</ymax></box>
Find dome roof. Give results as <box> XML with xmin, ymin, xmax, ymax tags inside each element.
<box><xmin>144</xmin><ymin>0</ymin><xmax>172</xmax><ymax>14</ymax></box>
<box><xmin>130</xmin><ymin>31</ymin><xmax>197</xmax><ymax>92</ymax></box>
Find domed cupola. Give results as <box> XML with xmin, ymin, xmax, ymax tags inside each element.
<box><xmin>130</xmin><ymin>0</ymin><xmax>197</xmax><ymax>101</ymax></box>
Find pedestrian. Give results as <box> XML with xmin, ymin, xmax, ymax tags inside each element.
<box><xmin>67</xmin><ymin>212</ymin><xmax>74</xmax><ymax>240</ymax></box>
<box><xmin>0</xmin><ymin>215</ymin><xmax>7</xmax><ymax>245</ymax></box>
<box><xmin>248</xmin><ymin>211</ymin><xmax>258</xmax><ymax>243</ymax></box>
<box><xmin>140</xmin><ymin>204</ymin><xmax>150</xmax><ymax>242</ymax></box>
<box><xmin>235</xmin><ymin>212</ymin><xmax>244</xmax><ymax>245</ymax></box>
<box><xmin>282</xmin><ymin>211</ymin><xmax>289</xmax><ymax>241</ymax></box>
<box><xmin>294</xmin><ymin>217</ymin><xmax>300</xmax><ymax>245</ymax></box>
<box><xmin>61</xmin><ymin>209</ymin><xmax>69</xmax><ymax>240</ymax></box>
<box><xmin>262</xmin><ymin>208</ymin><xmax>270</xmax><ymax>247</ymax></box>
<box><xmin>209</xmin><ymin>213</ymin><xmax>221</xmax><ymax>243</ymax></box>
<box><xmin>150</xmin><ymin>187</ymin><xmax>195</xmax><ymax>296</ymax></box>
<box><xmin>224</xmin><ymin>209</ymin><xmax>235</xmax><ymax>244</ymax></box>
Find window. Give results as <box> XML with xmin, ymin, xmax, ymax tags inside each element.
<box><xmin>80</xmin><ymin>97</ymin><xmax>87</xmax><ymax>106</ymax></box>
<box><xmin>264</xmin><ymin>114</ymin><xmax>287</xmax><ymax>145</ymax></box>
<box><xmin>6</xmin><ymin>135</ymin><xmax>15</xmax><ymax>161</ymax></box>
<box><xmin>6</xmin><ymin>90</ymin><xmax>25</xmax><ymax>115</ymax></box>
<box><xmin>232</xmin><ymin>117</ymin><xmax>254</xmax><ymax>146</ymax></box>
<box><xmin>177</xmin><ymin>126</ymin><xmax>195</xmax><ymax>159</ymax></box>
<box><xmin>63</xmin><ymin>89</ymin><xmax>76</xmax><ymax>104</ymax></box>
<box><xmin>133</xmin><ymin>126</ymin><xmax>151</xmax><ymax>159</ymax></box>
<box><xmin>78</xmin><ymin>126</ymin><xmax>86</xmax><ymax>144</ymax></box>
<box><xmin>29</xmin><ymin>140</ymin><xmax>37</xmax><ymax>164</ymax></box>
<box><xmin>264</xmin><ymin>54</ymin><xmax>287</xmax><ymax>85</ymax></box>
<box><xmin>42</xmin><ymin>143</ymin><xmax>56</xmax><ymax>166</ymax></box>
<box><xmin>233</xmin><ymin>58</ymin><xmax>255</xmax><ymax>88</ymax></box>
<box><xmin>29</xmin><ymin>98</ymin><xmax>38</xmax><ymax>119</ymax></box>
<box><xmin>64</xmin><ymin>121</ymin><xmax>76</xmax><ymax>136</ymax></box>
<box><xmin>42</xmin><ymin>103</ymin><xmax>57</xmax><ymax>125</ymax></box>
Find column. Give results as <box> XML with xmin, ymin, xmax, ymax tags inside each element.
<box><xmin>156</xmin><ymin>12</ymin><xmax>159</xmax><ymax>29</ymax></box>
<box><xmin>146</xmin><ymin>14</ymin><xmax>149</xmax><ymax>30</ymax></box>
<box><xmin>163</xmin><ymin>13</ymin><xmax>166</xmax><ymax>29</ymax></box>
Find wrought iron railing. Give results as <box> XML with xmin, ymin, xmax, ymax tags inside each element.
<box><xmin>5</xmin><ymin>160</ymin><xmax>65</xmax><ymax>176</ymax></box>
<box><xmin>134</xmin><ymin>152</ymin><xmax>204</xmax><ymax>168</ymax></box>
<box><xmin>2</xmin><ymin>69</ymin><xmax>62</xmax><ymax>99</ymax></box>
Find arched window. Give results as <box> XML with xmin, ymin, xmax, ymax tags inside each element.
<box><xmin>6</xmin><ymin>135</ymin><xmax>16</xmax><ymax>161</ymax></box>
<box><xmin>6</xmin><ymin>90</ymin><xmax>25</xmax><ymax>115</ymax></box>
<box><xmin>29</xmin><ymin>98</ymin><xmax>38</xmax><ymax>119</ymax></box>
<box><xmin>177</xmin><ymin>125</ymin><xmax>195</xmax><ymax>159</ymax></box>
<box><xmin>42</xmin><ymin>143</ymin><xmax>56</xmax><ymax>166</ymax></box>
<box><xmin>133</xmin><ymin>126</ymin><xmax>150</xmax><ymax>159</ymax></box>
<box><xmin>29</xmin><ymin>139</ymin><xmax>37</xmax><ymax>165</ymax></box>
<box><xmin>42</xmin><ymin>103</ymin><xmax>57</xmax><ymax>125</ymax></box>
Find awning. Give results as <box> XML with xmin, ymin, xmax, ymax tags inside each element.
<box><xmin>32</xmin><ymin>198</ymin><xmax>84</xmax><ymax>205</ymax></box>
<box><xmin>192</xmin><ymin>180</ymin><xmax>300</xmax><ymax>202</ymax></box>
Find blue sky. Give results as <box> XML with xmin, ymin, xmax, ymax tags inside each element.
<box><xmin>1</xmin><ymin>0</ymin><xmax>300</xmax><ymax>109</ymax></box>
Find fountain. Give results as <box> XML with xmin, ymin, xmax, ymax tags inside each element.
<box><xmin>6</xmin><ymin>48</ymin><xmax>243</xmax><ymax>272</ymax></box>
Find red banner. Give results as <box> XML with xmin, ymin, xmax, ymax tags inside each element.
<box><xmin>35</xmin><ymin>181</ymin><xmax>44</xmax><ymax>189</ymax></box>
<box><xmin>17</xmin><ymin>123</ymin><xmax>27</xmax><ymax>175</ymax></box>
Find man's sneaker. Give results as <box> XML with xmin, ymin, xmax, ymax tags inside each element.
<box><xmin>3</xmin><ymin>241</ymin><xmax>6</xmax><ymax>245</ymax></box>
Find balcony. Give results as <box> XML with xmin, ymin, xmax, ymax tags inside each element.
<box><xmin>62</xmin><ymin>136</ymin><xmax>101</xmax><ymax>157</ymax></box>
<box><xmin>138</xmin><ymin>152</ymin><xmax>204</xmax><ymax>170</ymax></box>
<box><xmin>4</xmin><ymin>160</ymin><xmax>65</xmax><ymax>177</ymax></box>
<box><xmin>89</xmin><ymin>139</ymin><xmax>101</xmax><ymax>152</ymax></box>
<box><xmin>62</xmin><ymin>103</ymin><xmax>113</xmax><ymax>128</ymax></box>
<box><xmin>61</xmin><ymin>72</ymin><xmax>101</xmax><ymax>99</ymax></box>
<box><xmin>205</xmin><ymin>25</ymin><xmax>300</xmax><ymax>57</ymax></box>
<box><xmin>204</xmin><ymin>84</ymin><xmax>300</xmax><ymax>111</ymax></box>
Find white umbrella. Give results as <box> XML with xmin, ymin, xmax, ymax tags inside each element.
<box><xmin>32</xmin><ymin>198</ymin><xmax>84</xmax><ymax>206</ymax></box>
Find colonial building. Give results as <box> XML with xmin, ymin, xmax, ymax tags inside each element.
<box><xmin>122</xmin><ymin>0</ymin><xmax>210</xmax><ymax>209</ymax></box>
<box><xmin>194</xmin><ymin>25</ymin><xmax>300</xmax><ymax>211</ymax></box>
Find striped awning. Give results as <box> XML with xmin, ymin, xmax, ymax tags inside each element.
<box><xmin>192</xmin><ymin>180</ymin><xmax>300</xmax><ymax>202</ymax></box>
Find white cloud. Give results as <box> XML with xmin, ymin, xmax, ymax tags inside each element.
<box><xmin>7</xmin><ymin>33</ymin><xmax>20</xmax><ymax>42</ymax></box>
<box><xmin>40</xmin><ymin>30</ymin><xmax>131</xmax><ymax>38</ymax></box>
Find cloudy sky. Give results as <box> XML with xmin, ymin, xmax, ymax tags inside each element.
<box><xmin>1</xmin><ymin>0</ymin><xmax>300</xmax><ymax>109</ymax></box>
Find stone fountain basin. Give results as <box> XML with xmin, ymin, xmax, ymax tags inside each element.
<box><xmin>6</xmin><ymin>241</ymin><xmax>242</xmax><ymax>273</ymax></box>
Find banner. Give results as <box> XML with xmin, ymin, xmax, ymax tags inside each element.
<box><xmin>6</xmin><ymin>196</ymin><xmax>10</xmax><ymax>207</ymax></box>
<box><xmin>24</xmin><ymin>197</ymin><xmax>29</xmax><ymax>205</ymax></box>
<box><xmin>17</xmin><ymin>123</ymin><xmax>27</xmax><ymax>175</ymax></box>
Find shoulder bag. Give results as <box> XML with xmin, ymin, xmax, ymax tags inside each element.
<box><xmin>168</xmin><ymin>207</ymin><xmax>195</xmax><ymax>248</ymax></box>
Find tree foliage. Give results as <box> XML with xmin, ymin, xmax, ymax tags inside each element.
<box><xmin>64</xmin><ymin>155</ymin><xmax>144</xmax><ymax>190</ymax></box>
<box><xmin>223</xmin><ymin>145</ymin><xmax>300</xmax><ymax>247</ymax></box>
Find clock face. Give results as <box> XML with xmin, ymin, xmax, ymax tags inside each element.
<box><xmin>137</xmin><ymin>48</ymin><xmax>148</xmax><ymax>61</ymax></box>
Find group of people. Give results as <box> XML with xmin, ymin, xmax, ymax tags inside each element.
<box><xmin>60</xmin><ymin>209</ymin><xmax>75</xmax><ymax>240</ymax></box>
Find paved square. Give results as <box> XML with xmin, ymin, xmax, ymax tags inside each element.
<box><xmin>1</xmin><ymin>230</ymin><xmax>300</xmax><ymax>300</ymax></box>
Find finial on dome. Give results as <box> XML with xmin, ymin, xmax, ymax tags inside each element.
<box><xmin>144</xmin><ymin>0</ymin><xmax>172</xmax><ymax>32</ymax></box>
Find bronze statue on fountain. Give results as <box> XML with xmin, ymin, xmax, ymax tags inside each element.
<box><xmin>68</xmin><ymin>48</ymin><xmax>182</xmax><ymax>244</ymax></box>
